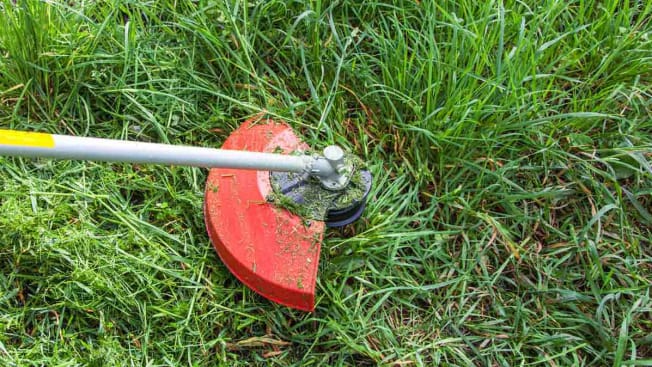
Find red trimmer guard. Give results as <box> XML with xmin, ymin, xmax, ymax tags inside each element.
<box><xmin>204</xmin><ymin>119</ymin><xmax>324</xmax><ymax>311</ymax></box>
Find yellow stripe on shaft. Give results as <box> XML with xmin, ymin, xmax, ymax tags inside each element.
<box><xmin>0</xmin><ymin>129</ymin><xmax>55</xmax><ymax>148</ymax></box>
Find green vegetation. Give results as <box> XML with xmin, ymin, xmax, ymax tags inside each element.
<box><xmin>1</xmin><ymin>0</ymin><xmax>651</xmax><ymax>365</ymax></box>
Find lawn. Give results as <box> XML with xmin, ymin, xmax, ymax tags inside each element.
<box><xmin>1</xmin><ymin>0</ymin><xmax>651</xmax><ymax>365</ymax></box>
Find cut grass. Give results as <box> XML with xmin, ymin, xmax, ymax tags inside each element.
<box><xmin>1</xmin><ymin>0</ymin><xmax>651</xmax><ymax>365</ymax></box>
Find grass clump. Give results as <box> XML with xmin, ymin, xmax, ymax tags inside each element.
<box><xmin>1</xmin><ymin>0</ymin><xmax>651</xmax><ymax>366</ymax></box>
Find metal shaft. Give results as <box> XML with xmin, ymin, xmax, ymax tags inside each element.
<box><xmin>0</xmin><ymin>129</ymin><xmax>337</xmax><ymax>177</ymax></box>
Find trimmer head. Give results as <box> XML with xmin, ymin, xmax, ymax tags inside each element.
<box><xmin>269</xmin><ymin>169</ymin><xmax>372</xmax><ymax>227</ymax></box>
<box><xmin>204</xmin><ymin>119</ymin><xmax>371</xmax><ymax>311</ymax></box>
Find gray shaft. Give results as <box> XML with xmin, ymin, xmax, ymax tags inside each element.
<box><xmin>0</xmin><ymin>134</ymin><xmax>336</xmax><ymax>176</ymax></box>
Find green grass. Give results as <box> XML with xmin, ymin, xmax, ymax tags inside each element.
<box><xmin>1</xmin><ymin>0</ymin><xmax>651</xmax><ymax>365</ymax></box>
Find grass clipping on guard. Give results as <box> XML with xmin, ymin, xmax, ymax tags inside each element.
<box><xmin>267</xmin><ymin>153</ymin><xmax>367</xmax><ymax>222</ymax></box>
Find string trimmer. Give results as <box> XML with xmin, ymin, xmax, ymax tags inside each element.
<box><xmin>0</xmin><ymin>119</ymin><xmax>372</xmax><ymax>311</ymax></box>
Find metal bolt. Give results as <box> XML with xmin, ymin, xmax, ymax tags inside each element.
<box><xmin>323</xmin><ymin>145</ymin><xmax>344</xmax><ymax>170</ymax></box>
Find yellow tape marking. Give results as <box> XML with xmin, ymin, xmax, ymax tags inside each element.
<box><xmin>0</xmin><ymin>129</ymin><xmax>55</xmax><ymax>148</ymax></box>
